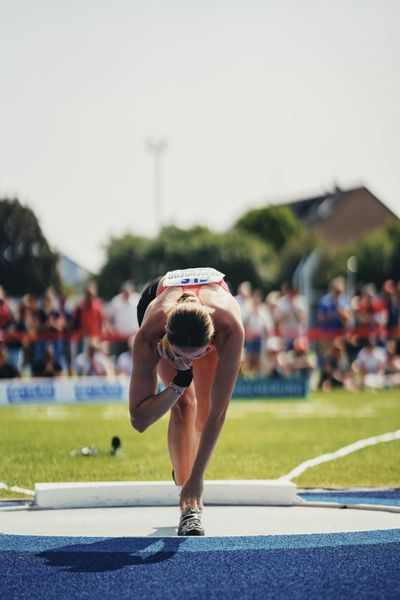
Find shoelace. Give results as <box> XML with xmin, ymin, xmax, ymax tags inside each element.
<box><xmin>179</xmin><ymin>508</ymin><xmax>203</xmax><ymax>532</ymax></box>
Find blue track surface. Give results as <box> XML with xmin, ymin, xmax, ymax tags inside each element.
<box><xmin>299</xmin><ymin>489</ymin><xmax>400</xmax><ymax>506</ymax></box>
<box><xmin>1</xmin><ymin>529</ymin><xmax>400</xmax><ymax>600</ymax></box>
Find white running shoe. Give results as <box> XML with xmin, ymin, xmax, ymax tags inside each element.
<box><xmin>177</xmin><ymin>506</ymin><xmax>205</xmax><ymax>536</ymax></box>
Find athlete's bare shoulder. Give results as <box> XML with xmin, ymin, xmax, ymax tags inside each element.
<box><xmin>200</xmin><ymin>285</ymin><xmax>241</xmax><ymax>320</ymax></box>
<box><xmin>138</xmin><ymin>297</ymin><xmax>167</xmax><ymax>341</ymax></box>
<box><xmin>203</xmin><ymin>288</ymin><xmax>243</xmax><ymax>347</ymax></box>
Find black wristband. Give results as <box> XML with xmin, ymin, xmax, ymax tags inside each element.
<box><xmin>173</xmin><ymin>368</ymin><xmax>193</xmax><ymax>387</ymax></box>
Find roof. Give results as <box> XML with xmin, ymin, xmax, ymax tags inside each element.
<box><xmin>278</xmin><ymin>185</ymin><xmax>398</xmax><ymax>244</ymax></box>
<box><xmin>283</xmin><ymin>185</ymin><xmax>398</xmax><ymax>227</ymax></box>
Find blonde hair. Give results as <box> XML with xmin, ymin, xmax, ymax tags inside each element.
<box><xmin>163</xmin><ymin>292</ymin><xmax>215</xmax><ymax>348</ymax></box>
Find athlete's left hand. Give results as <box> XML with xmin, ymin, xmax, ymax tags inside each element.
<box><xmin>179</xmin><ymin>476</ymin><xmax>204</xmax><ymax>511</ymax></box>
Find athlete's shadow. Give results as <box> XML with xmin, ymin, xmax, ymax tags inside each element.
<box><xmin>37</xmin><ymin>537</ymin><xmax>186</xmax><ymax>573</ymax></box>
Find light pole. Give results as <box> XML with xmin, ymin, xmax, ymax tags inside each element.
<box><xmin>146</xmin><ymin>138</ymin><xmax>168</xmax><ymax>234</ymax></box>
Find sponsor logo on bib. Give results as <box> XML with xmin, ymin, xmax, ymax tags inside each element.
<box><xmin>163</xmin><ymin>267</ymin><xmax>225</xmax><ymax>287</ymax></box>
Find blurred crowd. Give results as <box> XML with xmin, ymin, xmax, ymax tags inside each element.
<box><xmin>0</xmin><ymin>282</ymin><xmax>139</xmax><ymax>379</ymax></box>
<box><xmin>236</xmin><ymin>277</ymin><xmax>400</xmax><ymax>390</ymax></box>
<box><xmin>1</xmin><ymin>275</ymin><xmax>400</xmax><ymax>390</ymax></box>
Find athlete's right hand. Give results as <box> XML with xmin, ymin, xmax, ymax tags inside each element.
<box><xmin>157</xmin><ymin>341</ymin><xmax>193</xmax><ymax>370</ymax></box>
<box><xmin>171</xmin><ymin>356</ymin><xmax>193</xmax><ymax>370</ymax></box>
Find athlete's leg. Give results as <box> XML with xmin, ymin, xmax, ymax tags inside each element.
<box><xmin>158</xmin><ymin>359</ymin><xmax>198</xmax><ymax>486</ymax></box>
<box><xmin>192</xmin><ymin>350</ymin><xmax>219</xmax><ymax>444</ymax></box>
<box><xmin>158</xmin><ymin>351</ymin><xmax>219</xmax><ymax>486</ymax></box>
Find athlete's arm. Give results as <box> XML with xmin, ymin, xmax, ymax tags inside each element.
<box><xmin>129</xmin><ymin>327</ymin><xmax>184</xmax><ymax>432</ymax></box>
<box><xmin>180</xmin><ymin>314</ymin><xmax>244</xmax><ymax>508</ymax></box>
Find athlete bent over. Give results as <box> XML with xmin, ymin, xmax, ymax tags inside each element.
<box><xmin>129</xmin><ymin>267</ymin><xmax>244</xmax><ymax>535</ymax></box>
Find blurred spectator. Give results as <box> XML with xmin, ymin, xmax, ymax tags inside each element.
<box><xmin>116</xmin><ymin>335</ymin><xmax>135</xmax><ymax>376</ymax></box>
<box><xmin>319</xmin><ymin>337</ymin><xmax>354</xmax><ymax>391</ymax></box>
<box><xmin>0</xmin><ymin>286</ymin><xmax>14</xmax><ymax>331</ymax></box>
<box><xmin>32</xmin><ymin>287</ymin><xmax>65</xmax><ymax>369</ymax></box>
<box><xmin>107</xmin><ymin>281</ymin><xmax>140</xmax><ymax>357</ymax></box>
<box><xmin>381</xmin><ymin>280</ymin><xmax>400</xmax><ymax>341</ymax></box>
<box><xmin>384</xmin><ymin>340</ymin><xmax>400</xmax><ymax>387</ymax></box>
<box><xmin>235</xmin><ymin>281</ymin><xmax>253</xmax><ymax>323</ymax></box>
<box><xmin>343</xmin><ymin>331</ymin><xmax>362</xmax><ymax>364</ymax></box>
<box><xmin>73</xmin><ymin>283</ymin><xmax>110</xmax><ymax>350</ymax></box>
<box><xmin>317</xmin><ymin>277</ymin><xmax>351</xmax><ymax>358</ymax></box>
<box><xmin>275</xmin><ymin>282</ymin><xmax>306</xmax><ymax>349</ymax></box>
<box><xmin>59</xmin><ymin>292</ymin><xmax>74</xmax><ymax>376</ymax></box>
<box><xmin>42</xmin><ymin>287</ymin><xmax>59</xmax><ymax>314</ymax></box>
<box><xmin>19</xmin><ymin>294</ymin><xmax>40</xmax><ymax>372</ymax></box>
<box><xmin>242</xmin><ymin>289</ymin><xmax>272</xmax><ymax>373</ymax></box>
<box><xmin>265</xmin><ymin>290</ymin><xmax>280</xmax><ymax>327</ymax></box>
<box><xmin>356</xmin><ymin>283</ymin><xmax>386</xmax><ymax>343</ymax></box>
<box><xmin>265</xmin><ymin>337</ymin><xmax>289</xmax><ymax>378</ymax></box>
<box><xmin>352</xmin><ymin>335</ymin><xmax>386</xmax><ymax>389</ymax></box>
<box><xmin>287</xmin><ymin>336</ymin><xmax>316</xmax><ymax>379</ymax></box>
<box><xmin>0</xmin><ymin>288</ymin><xmax>25</xmax><ymax>370</ymax></box>
<box><xmin>0</xmin><ymin>340</ymin><xmax>20</xmax><ymax>378</ymax></box>
<box><xmin>74</xmin><ymin>337</ymin><xmax>114</xmax><ymax>377</ymax></box>
<box><xmin>0</xmin><ymin>287</ymin><xmax>23</xmax><ymax>369</ymax></box>
<box><xmin>32</xmin><ymin>344</ymin><xmax>63</xmax><ymax>378</ymax></box>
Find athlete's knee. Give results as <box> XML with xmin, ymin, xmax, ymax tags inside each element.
<box><xmin>171</xmin><ymin>389</ymin><xmax>196</xmax><ymax>421</ymax></box>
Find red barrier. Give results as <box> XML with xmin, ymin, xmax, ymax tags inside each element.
<box><xmin>0</xmin><ymin>325</ymin><xmax>399</xmax><ymax>344</ymax></box>
<box><xmin>0</xmin><ymin>330</ymin><xmax>135</xmax><ymax>343</ymax></box>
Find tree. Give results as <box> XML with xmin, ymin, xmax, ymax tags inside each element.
<box><xmin>348</xmin><ymin>228</ymin><xmax>393</xmax><ymax>287</ymax></box>
<box><xmin>384</xmin><ymin>219</ymin><xmax>400</xmax><ymax>282</ymax></box>
<box><xmin>0</xmin><ymin>198</ymin><xmax>60</xmax><ymax>295</ymax></box>
<box><xmin>97</xmin><ymin>225</ymin><xmax>276</xmax><ymax>298</ymax></box>
<box><xmin>234</xmin><ymin>205</ymin><xmax>304</xmax><ymax>251</ymax></box>
<box><xmin>270</xmin><ymin>232</ymin><xmax>317</xmax><ymax>290</ymax></box>
<box><xmin>96</xmin><ymin>234</ymin><xmax>152</xmax><ymax>298</ymax></box>
<box><xmin>310</xmin><ymin>219</ymin><xmax>400</xmax><ymax>291</ymax></box>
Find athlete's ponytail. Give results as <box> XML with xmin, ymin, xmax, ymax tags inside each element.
<box><xmin>176</xmin><ymin>292</ymin><xmax>197</xmax><ymax>305</ymax></box>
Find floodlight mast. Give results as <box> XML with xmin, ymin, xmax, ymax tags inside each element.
<box><xmin>346</xmin><ymin>255</ymin><xmax>358</xmax><ymax>298</ymax></box>
<box><xmin>146</xmin><ymin>138</ymin><xmax>168</xmax><ymax>234</ymax></box>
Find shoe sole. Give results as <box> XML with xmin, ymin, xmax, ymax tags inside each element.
<box><xmin>178</xmin><ymin>529</ymin><xmax>205</xmax><ymax>536</ymax></box>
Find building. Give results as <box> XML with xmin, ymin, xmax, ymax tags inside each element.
<box><xmin>58</xmin><ymin>254</ymin><xmax>92</xmax><ymax>292</ymax></box>
<box><xmin>281</xmin><ymin>185</ymin><xmax>398</xmax><ymax>245</ymax></box>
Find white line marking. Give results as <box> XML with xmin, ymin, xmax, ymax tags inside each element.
<box><xmin>280</xmin><ymin>429</ymin><xmax>400</xmax><ymax>481</ymax></box>
<box><xmin>0</xmin><ymin>482</ymin><xmax>34</xmax><ymax>496</ymax></box>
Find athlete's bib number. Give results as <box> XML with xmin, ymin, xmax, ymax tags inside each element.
<box><xmin>163</xmin><ymin>267</ymin><xmax>225</xmax><ymax>287</ymax></box>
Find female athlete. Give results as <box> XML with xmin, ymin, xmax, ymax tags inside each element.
<box><xmin>129</xmin><ymin>267</ymin><xmax>244</xmax><ymax>535</ymax></box>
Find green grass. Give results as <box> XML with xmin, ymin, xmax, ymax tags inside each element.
<box><xmin>1</xmin><ymin>389</ymin><xmax>399</xmax><ymax>498</ymax></box>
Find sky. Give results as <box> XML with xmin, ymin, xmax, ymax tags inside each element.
<box><xmin>1</xmin><ymin>0</ymin><xmax>400</xmax><ymax>272</ymax></box>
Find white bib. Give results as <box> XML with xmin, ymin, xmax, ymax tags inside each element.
<box><xmin>162</xmin><ymin>267</ymin><xmax>225</xmax><ymax>287</ymax></box>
